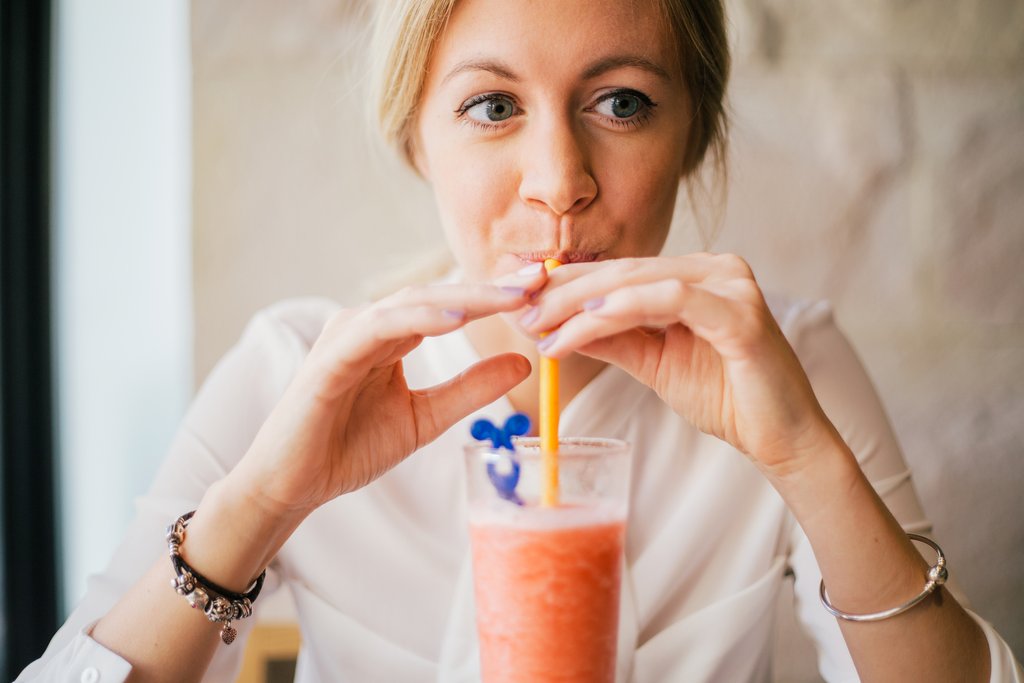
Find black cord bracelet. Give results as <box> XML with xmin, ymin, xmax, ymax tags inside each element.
<box><xmin>166</xmin><ymin>510</ymin><xmax>267</xmax><ymax>644</ymax></box>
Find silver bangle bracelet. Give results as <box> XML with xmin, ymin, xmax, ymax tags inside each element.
<box><xmin>819</xmin><ymin>533</ymin><xmax>948</xmax><ymax>622</ymax></box>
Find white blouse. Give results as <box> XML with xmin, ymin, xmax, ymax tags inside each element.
<box><xmin>17</xmin><ymin>295</ymin><xmax>1023</xmax><ymax>682</ymax></box>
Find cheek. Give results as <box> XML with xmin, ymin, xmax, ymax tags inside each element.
<box><xmin>597</xmin><ymin>148</ymin><xmax>681</xmax><ymax>253</ymax></box>
<box><xmin>433</xmin><ymin>155</ymin><xmax>511</xmax><ymax>241</ymax></box>
<box><xmin>432</xmin><ymin>151</ymin><xmax>510</xmax><ymax>222</ymax></box>
<box><xmin>423</xmin><ymin>113</ymin><xmax>503</xmax><ymax>203</ymax></box>
<box><xmin>422</xmin><ymin>135</ymin><xmax>520</xmax><ymax>276</ymax></box>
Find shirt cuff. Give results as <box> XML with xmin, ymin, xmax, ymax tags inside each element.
<box><xmin>14</xmin><ymin>621</ymin><xmax>132</xmax><ymax>683</ymax></box>
<box><xmin>968</xmin><ymin>609</ymin><xmax>1024</xmax><ymax>683</ymax></box>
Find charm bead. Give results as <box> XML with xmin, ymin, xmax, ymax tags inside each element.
<box><xmin>165</xmin><ymin>510</ymin><xmax>266</xmax><ymax>645</ymax></box>
<box><xmin>209</xmin><ymin>596</ymin><xmax>232</xmax><ymax>621</ymax></box>
<box><xmin>187</xmin><ymin>587</ymin><xmax>209</xmax><ymax>610</ymax></box>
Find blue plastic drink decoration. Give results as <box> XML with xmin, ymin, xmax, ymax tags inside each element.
<box><xmin>471</xmin><ymin>413</ymin><xmax>531</xmax><ymax>505</ymax></box>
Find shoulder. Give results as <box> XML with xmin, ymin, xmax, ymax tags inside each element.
<box><xmin>764</xmin><ymin>291</ymin><xmax>904</xmax><ymax>473</ymax></box>
<box><xmin>192</xmin><ymin>297</ymin><xmax>345</xmax><ymax>420</ymax></box>
<box><xmin>222</xmin><ymin>297</ymin><xmax>344</xmax><ymax>379</ymax></box>
<box><xmin>241</xmin><ymin>296</ymin><xmax>344</xmax><ymax>353</ymax></box>
<box><xmin>764</xmin><ymin>292</ymin><xmax>858</xmax><ymax>382</ymax></box>
<box><xmin>763</xmin><ymin>291</ymin><xmax>867</xmax><ymax>380</ymax></box>
<box><xmin>176</xmin><ymin>297</ymin><xmax>347</xmax><ymax>473</ymax></box>
<box><xmin>762</xmin><ymin>290</ymin><xmax>854</xmax><ymax>384</ymax></box>
<box><xmin>764</xmin><ymin>291</ymin><xmax>836</xmax><ymax>351</ymax></box>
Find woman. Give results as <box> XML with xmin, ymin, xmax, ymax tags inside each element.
<box><xmin>19</xmin><ymin>0</ymin><xmax>1022</xmax><ymax>681</ymax></box>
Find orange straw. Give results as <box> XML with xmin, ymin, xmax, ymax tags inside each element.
<box><xmin>540</xmin><ymin>258</ymin><xmax>562</xmax><ymax>507</ymax></box>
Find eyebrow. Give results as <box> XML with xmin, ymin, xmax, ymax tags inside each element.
<box><xmin>581</xmin><ymin>55</ymin><xmax>671</xmax><ymax>81</ymax></box>
<box><xmin>442</xmin><ymin>59</ymin><xmax>520</xmax><ymax>86</ymax></box>
<box><xmin>440</xmin><ymin>54</ymin><xmax>670</xmax><ymax>87</ymax></box>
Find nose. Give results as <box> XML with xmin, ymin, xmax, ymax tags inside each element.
<box><xmin>517</xmin><ymin>115</ymin><xmax>598</xmax><ymax>217</ymax></box>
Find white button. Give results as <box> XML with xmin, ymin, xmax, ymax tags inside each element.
<box><xmin>81</xmin><ymin>667</ymin><xmax>100</xmax><ymax>683</ymax></box>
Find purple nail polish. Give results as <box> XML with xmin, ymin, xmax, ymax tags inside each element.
<box><xmin>519</xmin><ymin>306</ymin><xmax>540</xmax><ymax>326</ymax></box>
<box><xmin>500</xmin><ymin>286</ymin><xmax>527</xmax><ymax>297</ymax></box>
<box><xmin>443</xmin><ymin>309</ymin><xmax>466</xmax><ymax>320</ymax></box>
<box><xmin>537</xmin><ymin>331</ymin><xmax>558</xmax><ymax>351</ymax></box>
<box><xmin>584</xmin><ymin>296</ymin><xmax>606</xmax><ymax>311</ymax></box>
<box><xmin>517</xmin><ymin>262</ymin><xmax>544</xmax><ymax>276</ymax></box>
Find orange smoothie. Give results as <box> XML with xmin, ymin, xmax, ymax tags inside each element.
<box><xmin>469</xmin><ymin>503</ymin><xmax>626</xmax><ymax>683</ymax></box>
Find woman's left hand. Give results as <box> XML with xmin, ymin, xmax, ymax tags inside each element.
<box><xmin>519</xmin><ymin>253</ymin><xmax>836</xmax><ymax>474</ymax></box>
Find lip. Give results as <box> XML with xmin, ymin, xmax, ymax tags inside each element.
<box><xmin>516</xmin><ymin>250</ymin><xmax>603</xmax><ymax>264</ymax></box>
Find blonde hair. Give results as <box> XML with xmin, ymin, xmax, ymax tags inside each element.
<box><xmin>369</xmin><ymin>0</ymin><xmax>730</xmax><ymax>239</ymax></box>
<box><xmin>369</xmin><ymin>0</ymin><xmax>457</xmax><ymax>164</ymax></box>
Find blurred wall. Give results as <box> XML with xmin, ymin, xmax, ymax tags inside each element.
<box><xmin>191</xmin><ymin>0</ymin><xmax>1024</xmax><ymax>664</ymax></box>
<box><xmin>54</xmin><ymin>0</ymin><xmax>192</xmax><ymax>613</ymax></box>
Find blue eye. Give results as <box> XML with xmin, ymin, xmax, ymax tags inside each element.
<box><xmin>592</xmin><ymin>90</ymin><xmax>656</xmax><ymax>126</ymax></box>
<box><xmin>464</xmin><ymin>95</ymin><xmax>517</xmax><ymax>123</ymax></box>
<box><xmin>609</xmin><ymin>94</ymin><xmax>641</xmax><ymax>118</ymax></box>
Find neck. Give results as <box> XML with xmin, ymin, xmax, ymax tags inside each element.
<box><xmin>463</xmin><ymin>315</ymin><xmax>607</xmax><ymax>433</ymax></box>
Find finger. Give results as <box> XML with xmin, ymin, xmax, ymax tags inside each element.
<box><xmin>576</xmin><ymin>327</ymin><xmax>668</xmax><ymax>388</ymax></box>
<box><xmin>671</xmin><ymin>282</ymin><xmax>772</xmax><ymax>359</ymax></box>
<box><xmin>380</xmin><ymin>278</ymin><xmax>539</xmax><ymax>317</ymax></box>
<box><xmin>535</xmin><ymin>279</ymin><xmax>687</xmax><ymax>358</ymax></box>
<box><xmin>519</xmin><ymin>253</ymin><xmax>747</xmax><ymax>336</ymax></box>
<box><xmin>492</xmin><ymin>262</ymin><xmax>550</xmax><ymax>319</ymax></box>
<box><xmin>684</xmin><ymin>275</ymin><xmax>765</xmax><ymax>306</ymax></box>
<box><xmin>492</xmin><ymin>261</ymin><xmax>548</xmax><ymax>289</ymax></box>
<box><xmin>411</xmin><ymin>353</ymin><xmax>532</xmax><ymax>447</ymax></box>
<box><xmin>376</xmin><ymin>335</ymin><xmax>424</xmax><ymax>368</ymax></box>
<box><xmin>311</xmin><ymin>305</ymin><xmax>473</xmax><ymax>382</ymax></box>
<box><xmin>540</xmin><ymin>252</ymin><xmax>747</xmax><ymax>290</ymax></box>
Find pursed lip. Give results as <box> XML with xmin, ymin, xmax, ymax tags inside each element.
<box><xmin>516</xmin><ymin>250</ymin><xmax>603</xmax><ymax>264</ymax></box>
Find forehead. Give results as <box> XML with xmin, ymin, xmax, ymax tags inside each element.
<box><xmin>429</xmin><ymin>0</ymin><xmax>677</xmax><ymax>83</ymax></box>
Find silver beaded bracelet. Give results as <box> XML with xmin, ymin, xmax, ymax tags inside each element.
<box><xmin>819</xmin><ymin>533</ymin><xmax>948</xmax><ymax>622</ymax></box>
<box><xmin>166</xmin><ymin>510</ymin><xmax>266</xmax><ymax>644</ymax></box>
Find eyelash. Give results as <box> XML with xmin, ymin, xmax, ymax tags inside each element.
<box><xmin>591</xmin><ymin>88</ymin><xmax>657</xmax><ymax>130</ymax></box>
<box><xmin>453</xmin><ymin>88</ymin><xmax>658</xmax><ymax>131</ymax></box>
<box><xmin>454</xmin><ymin>92</ymin><xmax>517</xmax><ymax>131</ymax></box>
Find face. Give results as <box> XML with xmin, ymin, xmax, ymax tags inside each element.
<box><xmin>414</xmin><ymin>0</ymin><xmax>692</xmax><ymax>282</ymax></box>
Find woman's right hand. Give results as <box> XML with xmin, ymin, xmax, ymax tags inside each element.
<box><xmin>227</xmin><ymin>265</ymin><xmax>546</xmax><ymax>520</ymax></box>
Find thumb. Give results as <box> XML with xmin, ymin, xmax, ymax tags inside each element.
<box><xmin>411</xmin><ymin>353</ymin><xmax>532</xmax><ymax>446</ymax></box>
<box><xmin>577</xmin><ymin>327</ymin><xmax>665</xmax><ymax>388</ymax></box>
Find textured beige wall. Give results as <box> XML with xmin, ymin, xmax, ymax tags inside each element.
<box><xmin>192</xmin><ymin>0</ymin><xmax>1024</xmax><ymax>665</ymax></box>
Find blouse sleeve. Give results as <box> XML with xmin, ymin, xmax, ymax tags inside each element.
<box><xmin>778</xmin><ymin>299</ymin><xmax>1022</xmax><ymax>683</ymax></box>
<box><xmin>14</xmin><ymin>300</ymin><xmax>326</xmax><ymax>683</ymax></box>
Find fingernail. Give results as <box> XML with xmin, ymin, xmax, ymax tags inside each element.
<box><xmin>442</xmin><ymin>309</ymin><xmax>466</xmax><ymax>320</ymax></box>
<box><xmin>583</xmin><ymin>296</ymin><xmax>605</xmax><ymax>311</ymax></box>
<box><xmin>519</xmin><ymin>306</ymin><xmax>540</xmax><ymax>327</ymax></box>
<box><xmin>500</xmin><ymin>286</ymin><xmax>527</xmax><ymax>297</ymax></box>
<box><xmin>517</xmin><ymin>262</ymin><xmax>545</xmax><ymax>276</ymax></box>
<box><xmin>537</xmin><ymin>331</ymin><xmax>558</xmax><ymax>351</ymax></box>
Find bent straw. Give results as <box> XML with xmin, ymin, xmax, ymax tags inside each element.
<box><xmin>540</xmin><ymin>258</ymin><xmax>562</xmax><ymax>507</ymax></box>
